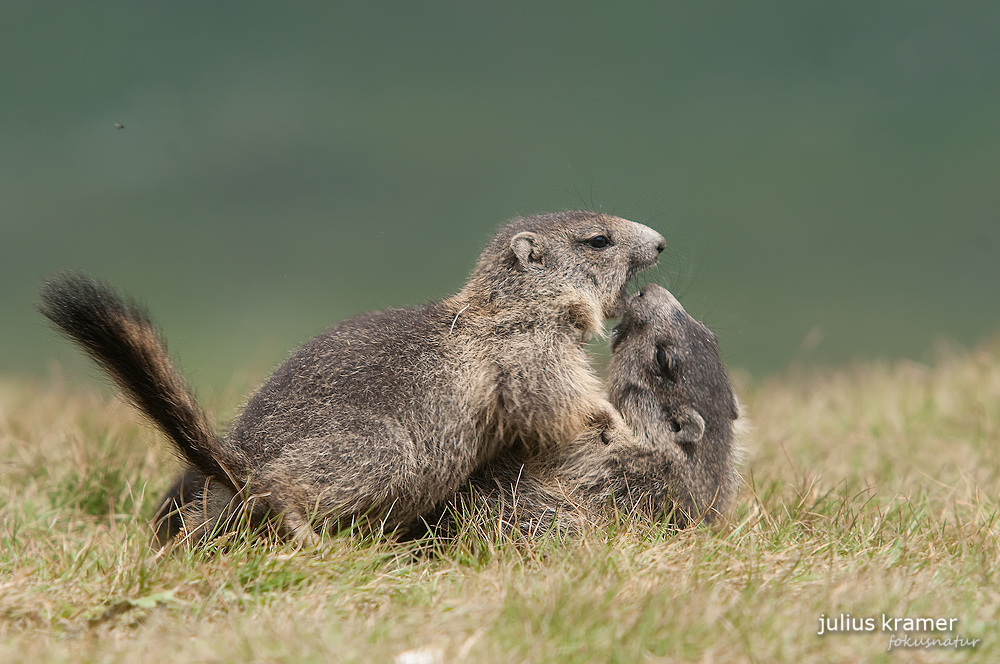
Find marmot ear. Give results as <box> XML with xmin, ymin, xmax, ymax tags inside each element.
<box><xmin>511</xmin><ymin>231</ymin><xmax>544</xmax><ymax>269</ymax></box>
<box><xmin>670</xmin><ymin>406</ymin><xmax>705</xmax><ymax>446</ymax></box>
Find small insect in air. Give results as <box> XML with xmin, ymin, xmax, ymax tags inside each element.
<box><xmin>114</xmin><ymin>122</ymin><xmax>125</xmax><ymax>130</ymax></box>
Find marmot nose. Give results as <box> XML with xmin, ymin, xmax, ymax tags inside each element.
<box><xmin>632</xmin><ymin>223</ymin><xmax>666</xmax><ymax>261</ymax></box>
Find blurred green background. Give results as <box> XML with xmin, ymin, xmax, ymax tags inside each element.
<box><xmin>3</xmin><ymin>1</ymin><xmax>999</xmax><ymax>391</ymax></box>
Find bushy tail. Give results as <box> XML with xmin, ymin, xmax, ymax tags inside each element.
<box><xmin>38</xmin><ymin>272</ymin><xmax>242</xmax><ymax>493</ymax></box>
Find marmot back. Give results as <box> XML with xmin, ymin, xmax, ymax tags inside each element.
<box><xmin>430</xmin><ymin>283</ymin><xmax>745</xmax><ymax>537</ymax></box>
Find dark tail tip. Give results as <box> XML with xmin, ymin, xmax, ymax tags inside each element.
<box><xmin>39</xmin><ymin>271</ymin><xmax>145</xmax><ymax>334</ymax></box>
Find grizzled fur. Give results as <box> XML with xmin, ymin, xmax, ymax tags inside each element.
<box><xmin>38</xmin><ymin>211</ymin><xmax>665</xmax><ymax>543</ymax></box>
<box><xmin>426</xmin><ymin>284</ymin><xmax>744</xmax><ymax>537</ymax></box>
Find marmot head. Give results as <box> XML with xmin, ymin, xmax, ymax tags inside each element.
<box><xmin>466</xmin><ymin>211</ymin><xmax>666</xmax><ymax>331</ymax></box>
<box><xmin>606</xmin><ymin>283</ymin><xmax>740</xmax><ymax>524</ymax></box>
<box><xmin>610</xmin><ymin>283</ymin><xmax>737</xmax><ymax>445</ymax></box>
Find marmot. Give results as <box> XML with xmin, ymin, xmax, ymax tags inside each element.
<box><xmin>426</xmin><ymin>283</ymin><xmax>745</xmax><ymax>537</ymax></box>
<box><xmin>38</xmin><ymin>211</ymin><xmax>665</xmax><ymax>542</ymax></box>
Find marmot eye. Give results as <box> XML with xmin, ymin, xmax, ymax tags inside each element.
<box><xmin>655</xmin><ymin>345</ymin><xmax>678</xmax><ymax>383</ymax></box>
<box><xmin>586</xmin><ymin>235</ymin><xmax>611</xmax><ymax>249</ymax></box>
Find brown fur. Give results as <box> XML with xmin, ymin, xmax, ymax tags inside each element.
<box><xmin>423</xmin><ymin>284</ymin><xmax>746</xmax><ymax>537</ymax></box>
<box><xmin>39</xmin><ymin>211</ymin><xmax>665</xmax><ymax>543</ymax></box>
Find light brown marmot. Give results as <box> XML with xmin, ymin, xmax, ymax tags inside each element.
<box><xmin>38</xmin><ymin>211</ymin><xmax>665</xmax><ymax>542</ymax></box>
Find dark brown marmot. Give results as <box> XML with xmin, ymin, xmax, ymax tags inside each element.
<box><xmin>426</xmin><ymin>283</ymin><xmax>745</xmax><ymax>537</ymax></box>
<box><xmin>38</xmin><ymin>211</ymin><xmax>665</xmax><ymax>543</ymax></box>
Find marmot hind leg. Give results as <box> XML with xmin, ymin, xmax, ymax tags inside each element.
<box><xmin>153</xmin><ymin>468</ymin><xmax>276</xmax><ymax>545</ymax></box>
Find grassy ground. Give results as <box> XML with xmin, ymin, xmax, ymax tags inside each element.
<box><xmin>2</xmin><ymin>340</ymin><xmax>999</xmax><ymax>663</ymax></box>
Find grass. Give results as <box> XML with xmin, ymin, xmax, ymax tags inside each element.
<box><xmin>2</xmin><ymin>339</ymin><xmax>1000</xmax><ymax>663</ymax></box>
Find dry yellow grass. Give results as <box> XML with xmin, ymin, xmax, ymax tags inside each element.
<box><xmin>2</xmin><ymin>340</ymin><xmax>999</xmax><ymax>662</ymax></box>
